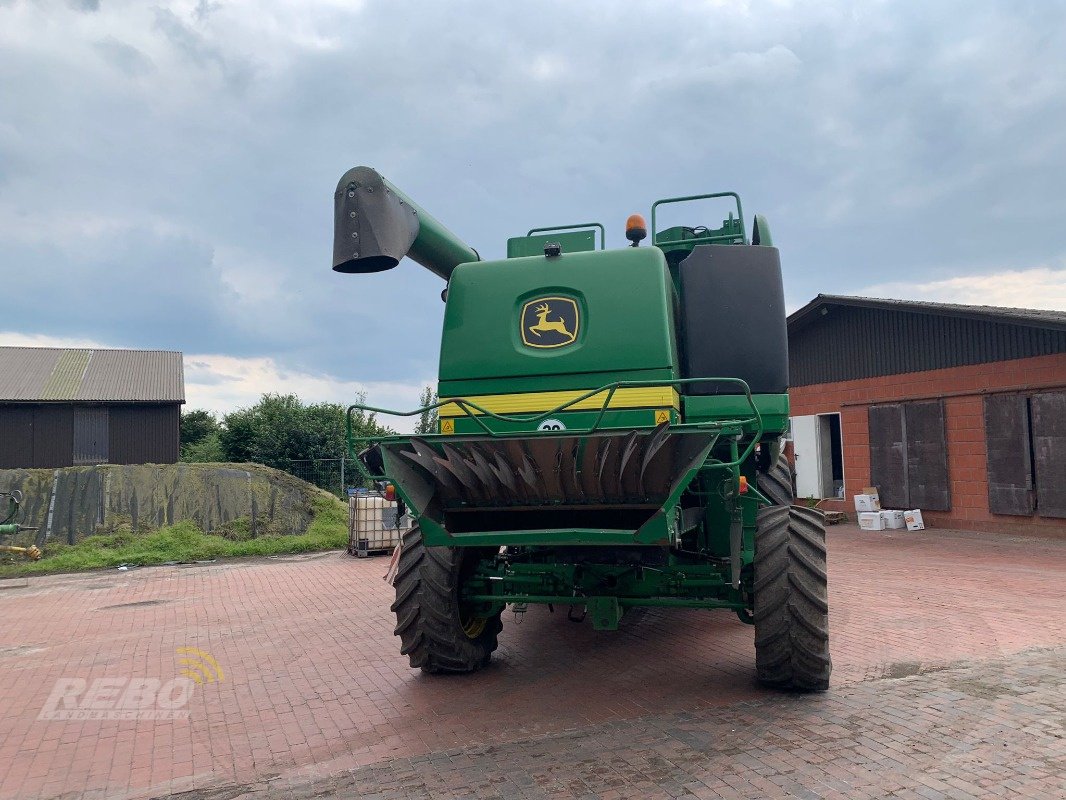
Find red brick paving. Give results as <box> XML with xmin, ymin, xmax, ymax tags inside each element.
<box><xmin>241</xmin><ymin>647</ymin><xmax>1065</xmax><ymax>799</ymax></box>
<box><xmin>0</xmin><ymin>524</ymin><xmax>1063</xmax><ymax>799</ymax></box>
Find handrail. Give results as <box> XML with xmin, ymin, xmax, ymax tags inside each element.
<box><xmin>650</xmin><ymin>192</ymin><xmax>745</xmax><ymax>247</ymax></box>
<box><xmin>346</xmin><ymin>376</ymin><xmax>765</xmax><ymax>479</ymax></box>
<box><xmin>525</xmin><ymin>223</ymin><xmax>606</xmax><ymax>250</ymax></box>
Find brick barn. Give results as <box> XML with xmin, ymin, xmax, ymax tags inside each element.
<box><xmin>786</xmin><ymin>296</ymin><xmax>1066</xmax><ymax>535</ymax></box>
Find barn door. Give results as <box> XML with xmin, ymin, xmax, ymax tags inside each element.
<box><xmin>869</xmin><ymin>401</ymin><xmax>950</xmax><ymax>511</ymax></box>
<box><xmin>1031</xmin><ymin>391</ymin><xmax>1066</xmax><ymax>518</ymax></box>
<box><xmin>73</xmin><ymin>408</ymin><xmax>109</xmax><ymax>465</ymax></box>
<box><xmin>905</xmin><ymin>400</ymin><xmax>950</xmax><ymax>511</ymax></box>
<box><xmin>869</xmin><ymin>404</ymin><xmax>908</xmax><ymax>508</ymax></box>
<box><xmin>984</xmin><ymin>394</ymin><xmax>1035</xmax><ymax>516</ymax></box>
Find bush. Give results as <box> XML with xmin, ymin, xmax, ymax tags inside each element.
<box><xmin>181</xmin><ymin>430</ymin><xmax>225</xmax><ymax>462</ymax></box>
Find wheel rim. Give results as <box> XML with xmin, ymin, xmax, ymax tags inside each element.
<box><xmin>460</xmin><ymin>610</ymin><xmax>487</xmax><ymax>639</ymax></box>
<box><xmin>457</xmin><ymin>548</ymin><xmax>491</xmax><ymax>639</ymax></box>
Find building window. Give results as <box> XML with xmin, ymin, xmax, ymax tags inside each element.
<box><xmin>868</xmin><ymin>400</ymin><xmax>951</xmax><ymax>511</ymax></box>
<box><xmin>985</xmin><ymin>391</ymin><xmax>1066</xmax><ymax>518</ymax></box>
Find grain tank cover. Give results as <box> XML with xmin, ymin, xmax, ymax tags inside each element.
<box><xmin>439</xmin><ymin>247</ymin><xmax>677</xmax><ymax>387</ymax></box>
<box><xmin>678</xmin><ymin>244</ymin><xmax>788</xmax><ymax>394</ymax></box>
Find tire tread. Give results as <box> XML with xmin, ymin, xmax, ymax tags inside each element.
<box><xmin>753</xmin><ymin>456</ymin><xmax>832</xmax><ymax>692</ymax></box>
<box><xmin>391</xmin><ymin>526</ymin><xmax>502</xmax><ymax>674</ymax></box>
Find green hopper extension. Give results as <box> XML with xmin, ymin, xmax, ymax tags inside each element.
<box><xmin>335</xmin><ymin>166</ymin><xmax>830</xmax><ymax>691</ymax></box>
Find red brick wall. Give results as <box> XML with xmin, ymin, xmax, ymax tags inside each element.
<box><xmin>789</xmin><ymin>352</ymin><xmax>1066</xmax><ymax>536</ymax></box>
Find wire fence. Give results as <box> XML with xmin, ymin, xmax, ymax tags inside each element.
<box><xmin>281</xmin><ymin>457</ymin><xmax>368</xmax><ymax>498</ymax></box>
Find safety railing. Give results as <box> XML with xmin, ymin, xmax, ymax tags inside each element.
<box><xmin>651</xmin><ymin>192</ymin><xmax>746</xmax><ymax>248</ymax></box>
<box><xmin>346</xmin><ymin>377</ymin><xmax>765</xmax><ymax>481</ymax></box>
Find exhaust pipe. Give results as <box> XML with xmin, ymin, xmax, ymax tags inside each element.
<box><xmin>332</xmin><ymin>166</ymin><xmax>479</xmax><ymax>281</ymax></box>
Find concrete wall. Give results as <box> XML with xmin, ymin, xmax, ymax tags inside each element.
<box><xmin>790</xmin><ymin>352</ymin><xmax>1066</xmax><ymax>535</ymax></box>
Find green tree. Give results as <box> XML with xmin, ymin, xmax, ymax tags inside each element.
<box><xmin>181</xmin><ymin>432</ymin><xmax>224</xmax><ymax>462</ymax></box>
<box><xmin>180</xmin><ymin>410</ymin><xmax>224</xmax><ymax>462</ymax></box>
<box><xmin>217</xmin><ymin>394</ymin><xmax>390</xmax><ymax>487</ymax></box>
<box><xmin>414</xmin><ymin>385</ymin><xmax>438</xmax><ymax>435</ymax></box>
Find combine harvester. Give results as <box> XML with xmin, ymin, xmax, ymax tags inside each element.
<box><xmin>335</xmin><ymin>167</ymin><xmax>830</xmax><ymax>690</ymax></box>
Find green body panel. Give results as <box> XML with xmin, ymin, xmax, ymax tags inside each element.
<box><xmin>507</xmin><ymin>229</ymin><xmax>597</xmax><ymax>258</ymax></box>
<box><xmin>440</xmin><ymin>247</ymin><xmax>678</xmax><ymax>391</ymax></box>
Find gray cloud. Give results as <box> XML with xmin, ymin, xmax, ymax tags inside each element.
<box><xmin>93</xmin><ymin>36</ymin><xmax>154</xmax><ymax>77</ymax></box>
<box><xmin>1</xmin><ymin>0</ymin><xmax>1064</xmax><ymax>396</ymax></box>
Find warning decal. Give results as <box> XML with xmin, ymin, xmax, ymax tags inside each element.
<box><xmin>654</xmin><ymin>409</ymin><xmax>671</xmax><ymax>425</ymax></box>
<box><xmin>440</xmin><ymin>419</ymin><xmax>455</xmax><ymax>434</ymax></box>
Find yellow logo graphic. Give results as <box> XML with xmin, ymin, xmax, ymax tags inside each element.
<box><xmin>176</xmin><ymin>647</ymin><xmax>225</xmax><ymax>684</ymax></box>
<box><xmin>439</xmin><ymin>418</ymin><xmax>455</xmax><ymax>434</ymax></box>
<box><xmin>654</xmin><ymin>409</ymin><xmax>671</xmax><ymax>425</ymax></box>
<box><xmin>521</xmin><ymin>297</ymin><xmax>579</xmax><ymax>349</ymax></box>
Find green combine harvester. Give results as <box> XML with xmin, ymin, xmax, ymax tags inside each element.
<box><xmin>335</xmin><ymin>167</ymin><xmax>830</xmax><ymax>691</ymax></box>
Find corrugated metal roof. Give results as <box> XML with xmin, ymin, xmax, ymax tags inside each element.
<box><xmin>41</xmin><ymin>350</ymin><xmax>92</xmax><ymax>400</ymax></box>
<box><xmin>0</xmin><ymin>348</ymin><xmax>184</xmax><ymax>403</ymax></box>
<box><xmin>787</xmin><ymin>296</ymin><xmax>1066</xmax><ymax>386</ymax></box>
<box><xmin>789</xmin><ymin>294</ymin><xmax>1066</xmax><ymax>334</ymax></box>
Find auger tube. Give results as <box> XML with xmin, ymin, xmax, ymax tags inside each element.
<box><xmin>332</xmin><ymin>166</ymin><xmax>479</xmax><ymax>280</ymax></box>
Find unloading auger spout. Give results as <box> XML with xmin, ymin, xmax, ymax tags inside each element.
<box><xmin>332</xmin><ymin>166</ymin><xmax>480</xmax><ymax>280</ymax></box>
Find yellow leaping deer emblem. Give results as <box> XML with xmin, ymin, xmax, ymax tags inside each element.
<box><xmin>529</xmin><ymin>303</ymin><xmax>575</xmax><ymax>339</ymax></box>
<box><xmin>521</xmin><ymin>297</ymin><xmax>579</xmax><ymax>348</ymax></box>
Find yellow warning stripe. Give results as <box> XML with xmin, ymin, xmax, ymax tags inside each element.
<box><xmin>438</xmin><ymin>387</ymin><xmax>680</xmax><ymax>418</ymax></box>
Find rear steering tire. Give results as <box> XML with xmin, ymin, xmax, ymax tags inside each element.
<box><xmin>757</xmin><ymin>450</ymin><xmax>795</xmax><ymax>507</ymax></box>
<box><xmin>391</xmin><ymin>525</ymin><xmax>503</xmax><ymax>673</ymax></box>
<box><xmin>753</xmin><ymin>504</ymin><xmax>832</xmax><ymax>691</ymax></box>
<box><xmin>753</xmin><ymin>452</ymin><xmax>831</xmax><ymax>691</ymax></box>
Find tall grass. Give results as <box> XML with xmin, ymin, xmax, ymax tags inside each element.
<box><xmin>0</xmin><ymin>496</ymin><xmax>349</xmax><ymax>577</ymax></box>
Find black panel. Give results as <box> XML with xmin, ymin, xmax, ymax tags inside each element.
<box><xmin>905</xmin><ymin>400</ymin><xmax>950</xmax><ymax>511</ymax></box>
<box><xmin>109</xmin><ymin>405</ymin><xmax>180</xmax><ymax>464</ymax></box>
<box><xmin>32</xmin><ymin>407</ymin><xmax>73</xmax><ymax>468</ymax></box>
<box><xmin>678</xmin><ymin>245</ymin><xmax>788</xmax><ymax>394</ymax></box>
<box><xmin>790</xmin><ymin>305</ymin><xmax>1066</xmax><ymax>386</ymax></box>
<box><xmin>984</xmin><ymin>395</ymin><xmax>1034</xmax><ymax>516</ymax></box>
<box><xmin>1031</xmin><ymin>391</ymin><xmax>1066</xmax><ymax>518</ymax></box>
<box><xmin>0</xmin><ymin>407</ymin><xmax>34</xmax><ymax>468</ymax></box>
<box><xmin>869</xmin><ymin>404</ymin><xmax>907</xmax><ymax>508</ymax></box>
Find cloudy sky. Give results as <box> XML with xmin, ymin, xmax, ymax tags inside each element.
<box><xmin>1</xmin><ymin>0</ymin><xmax>1064</xmax><ymax>422</ymax></box>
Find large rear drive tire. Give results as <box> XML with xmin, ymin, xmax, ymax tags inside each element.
<box><xmin>754</xmin><ymin>504</ymin><xmax>832</xmax><ymax>691</ymax></box>
<box><xmin>757</xmin><ymin>450</ymin><xmax>795</xmax><ymax>507</ymax></box>
<box><xmin>391</xmin><ymin>525</ymin><xmax>502</xmax><ymax>674</ymax></box>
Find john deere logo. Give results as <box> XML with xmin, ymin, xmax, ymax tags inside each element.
<box><xmin>521</xmin><ymin>297</ymin><xmax>579</xmax><ymax>349</ymax></box>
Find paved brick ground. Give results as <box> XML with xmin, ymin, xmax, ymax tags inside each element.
<box><xmin>0</xmin><ymin>524</ymin><xmax>1063</xmax><ymax>800</ymax></box>
<box><xmin>198</xmin><ymin>647</ymin><xmax>1066</xmax><ymax>800</ymax></box>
